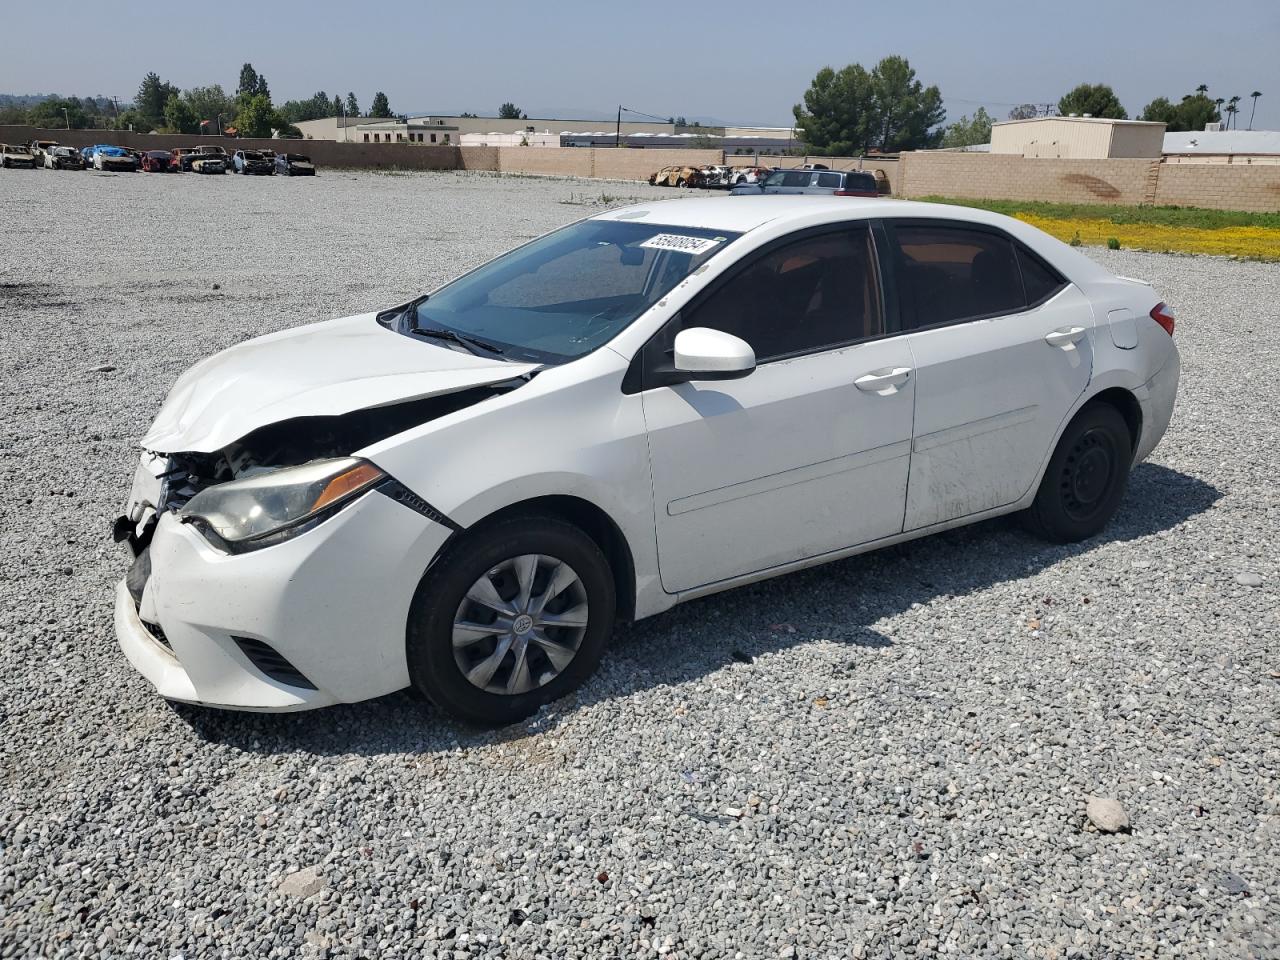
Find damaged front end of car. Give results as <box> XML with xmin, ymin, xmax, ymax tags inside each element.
<box><xmin>114</xmin><ymin>381</ymin><xmax>523</xmax><ymax>562</ymax></box>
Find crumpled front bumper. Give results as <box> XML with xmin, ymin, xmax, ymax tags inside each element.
<box><xmin>115</xmin><ymin>484</ymin><xmax>453</xmax><ymax>711</ymax></box>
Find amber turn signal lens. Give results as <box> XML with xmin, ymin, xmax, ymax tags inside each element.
<box><xmin>309</xmin><ymin>462</ymin><xmax>385</xmax><ymax>513</ymax></box>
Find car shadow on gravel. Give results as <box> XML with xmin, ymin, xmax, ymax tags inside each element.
<box><xmin>176</xmin><ymin>462</ymin><xmax>1219</xmax><ymax>756</ymax></box>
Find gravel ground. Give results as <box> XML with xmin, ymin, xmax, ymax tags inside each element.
<box><xmin>1</xmin><ymin>168</ymin><xmax>1277</xmax><ymax>960</ymax></box>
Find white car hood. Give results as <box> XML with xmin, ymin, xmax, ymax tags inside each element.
<box><xmin>143</xmin><ymin>312</ymin><xmax>536</xmax><ymax>453</ymax></box>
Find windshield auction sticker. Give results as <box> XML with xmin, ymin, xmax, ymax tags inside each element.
<box><xmin>640</xmin><ymin>234</ymin><xmax>723</xmax><ymax>256</ymax></box>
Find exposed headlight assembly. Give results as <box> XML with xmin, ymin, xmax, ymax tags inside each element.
<box><xmin>179</xmin><ymin>458</ymin><xmax>385</xmax><ymax>552</ymax></box>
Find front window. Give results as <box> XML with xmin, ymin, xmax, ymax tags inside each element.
<box><xmin>406</xmin><ymin>220</ymin><xmax>741</xmax><ymax>363</ymax></box>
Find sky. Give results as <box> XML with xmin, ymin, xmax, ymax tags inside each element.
<box><xmin>3</xmin><ymin>0</ymin><xmax>1278</xmax><ymax>131</ymax></box>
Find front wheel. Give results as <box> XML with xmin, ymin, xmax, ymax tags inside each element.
<box><xmin>1022</xmin><ymin>403</ymin><xmax>1132</xmax><ymax>543</ymax></box>
<box><xmin>406</xmin><ymin>516</ymin><xmax>615</xmax><ymax>726</ymax></box>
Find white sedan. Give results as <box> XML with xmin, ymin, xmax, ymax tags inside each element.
<box><xmin>114</xmin><ymin>197</ymin><xmax>1180</xmax><ymax>724</ymax></box>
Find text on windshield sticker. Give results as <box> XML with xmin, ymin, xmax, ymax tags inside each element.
<box><xmin>639</xmin><ymin>234</ymin><xmax>723</xmax><ymax>255</ymax></box>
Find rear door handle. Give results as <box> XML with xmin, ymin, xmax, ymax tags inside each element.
<box><xmin>1044</xmin><ymin>326</ymin><xmax>1087</xmax><ymax>348</ymax></box>
<box><xmin>854</xmin><ymin>367</ymin><xmax>912</xmax><ymax>394</ymax></box>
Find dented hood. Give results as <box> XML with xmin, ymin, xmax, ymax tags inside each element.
<box><xmin>143</xmin><ymin>313</ymin><xmax>537</xmax><ymax>453</ymax></box>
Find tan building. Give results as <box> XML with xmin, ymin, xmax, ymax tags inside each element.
<box><xmin>410</xmin><ymin>115</ymin><xmax>676</xmax><ymax>137</ymax></box>
<box><xmin>991</xmin><ymin>117</ymin><xmax>1165</xmax><ymax>159</ymax></box>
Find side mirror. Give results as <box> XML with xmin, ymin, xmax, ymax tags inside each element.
<box><xmin>673</xmin><ymin>327</ymin><xmax>756</xmax><ymax>381</ymax></box>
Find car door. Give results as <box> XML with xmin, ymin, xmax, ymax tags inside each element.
<box><xmin>637</xmin><ymin>224</ymin><xmax>915</xmax><ymax>594</ymax></box>
<box><xmin>885</xmin><ymin>220</ymin><xmax>1092</xmax><ymax>530</ymax></box>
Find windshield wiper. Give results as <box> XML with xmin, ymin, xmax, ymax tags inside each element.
<box><xmin>410</xmin><ymin>323</ymin><xmax>505</xmax><ymax>357</ymax></box>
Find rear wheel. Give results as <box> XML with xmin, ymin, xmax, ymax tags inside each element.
<box><xmin>406</xmin><ymin>516</ymin><xmax>615</xmax><ymax>726</ymax></box>
<box><xmin>1023</xmin><ymin>403</ymin><xmax>1132</xmax><ymax>543</ymax></box>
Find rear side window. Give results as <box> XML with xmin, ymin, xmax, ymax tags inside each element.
<box><xmin>893</xmin><ymin>224</ymin><xmax>1027</xmax><ymax>328</ymax></box>
<box><xmin>780</xmin><ymin>170</ymin><xmax>813</xmax><ymax>187</ymax></box>
<box><xmin>683</xmin><ymin>226</ymin><xmax>883</xmax><ymax>361</ymax></box>
<box><xmin>1016</xmin><ymin>245</ymin><xmax>1067</xmax><ymax>305</ymax></box>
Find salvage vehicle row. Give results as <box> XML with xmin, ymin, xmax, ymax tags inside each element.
<box><xmin>2</xmin><ymin>139</ymin><xmax>318</xmax><ymax>175</ymax></box>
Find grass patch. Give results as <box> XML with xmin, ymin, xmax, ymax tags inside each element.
<box><xmin>920</xmin><ymin>196</ymin><xmax>1280</xmax><ymax>261</ymax></box>
<box><xmin>919</xmin><ymin>196</ymin><xmax>1280</xmax><ymax>230</ymax></box>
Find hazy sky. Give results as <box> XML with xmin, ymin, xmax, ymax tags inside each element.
<box><xmin>3</xmin><ymin>0</ymin><xmax>1277</xmax><ymax>130</ymax></box>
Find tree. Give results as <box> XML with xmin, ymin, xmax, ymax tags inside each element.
<box><xmin>793</xmin><ymin>55</ymin><xmax>944</xmax><ymax>155</ymax></box>
<box><xmin>942</xmin><ymin>107</ymin><xmax>993</xmax><ymax>148</ymax></box>
<box><xmin>163</xmin><ymin>94</ymin><xmax>199</xmax><ymax>134</ymax></box>
<box><xmin>1248</xmin><ymin>91</ymin><xmax>1262</xmax><ymax>130</ymax></box>
<box><xmin>136</xmin><ymin>72</ymin><xmax>179</xmax><ymax>130</ymax></box>
<box><xmin>183</xmin><ymin>85</ymin><xmax>236</xmax><ymax>128</ymax></box>
<box><xmin>238</xmin><ymin>63</ymin><xmax>260</xmax><ymax>100</ymax></box>
<box><xmin>793</xmin><ymin>63</ymin><xmax>876</xmax><ymax>154</ymax></box>
<box><xmin>1139</xmin><ymin>96</ymin><xmax>1177</xmax><ymax>125</ymax></box>
<box><xmin>370</xmin><ymin>91</ymin><xmax>392</xmax><ymax>118</ymax></box>
<box><xmin>346</xmin><ymin>92</ymin><xmax>359</xmax><ymax>117</ymax></box>
<box><xmin>871</xmin><ymin>56</ymin><xmax>945</xmax><ymax>150</ymax></box>
<box><xmin>1140</xmin><ymin>90</ymin><xmax>1219</xmax><ymax>132</ymax></box>
<box><xmin>498</xmin><ymin>101</ymin><xmax>522</xmax><ymax>119</ymax></box>
<box><xmin>1007</xmin><ymin>103</ymin><xmax>1040</xmax><ymax>120</ymax></box>
<box><xmin>1057</xmin><ymin>83</ymin><xmax>1127</xmax><ymax>119</ymax></box>
<box><xmin>255</xmin><ymin>74</ymin><xmax>271</xmax><ymax>102</ymax></box>
<box><xmin>234</xmin><ymin>93</ymin><xmax>277</xmax><ymax>138</ymax></box>
<box><xmin>26</xmin><ymin>97</ymin><xmax>89</xmax><ymax>129</ymax></box>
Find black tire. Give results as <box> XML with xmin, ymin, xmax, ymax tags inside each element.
<box><xmin>406</xmin><ymin>515</ymin><xmax>615</xmax><ymax>726</ymax></box>
<box><xmin>1023</xmin><ymin>403</ymin><xmax>1132</xmax><ymax>543</ymax></box>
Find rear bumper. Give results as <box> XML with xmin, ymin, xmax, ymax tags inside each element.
<box><xmin>1134</xmin><ymin>347</ymin><xmax>1180</xmax><ymax>463</ymax></box>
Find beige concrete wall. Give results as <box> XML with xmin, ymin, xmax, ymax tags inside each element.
<box><xmin>898</xmin><ymin>152</ymin><xmax>1157</xmax><ymax>204</ymax></box>
<box><xmin>592</xmin><ymin>148</ymin><xmax>721</xmax><ymax>181</ymax></box>
<box><xmin>1153</xmin><ymin>162</ymin><xmax>1280</xmax><ymax>213</ymax></box>
<box><xmin>458</xmin><ymin>146</ymin><xmax>499</xmax><ymax>171</ymax></box>
<box><xmin>897</xmin><ymin>151</ymin><xmax>1280</xmax><ymax>212</ymax></box>
<box><xmin>494</xmin><ymin>146</ymin><xmax>722</xmax><ymax>180</ymax></box>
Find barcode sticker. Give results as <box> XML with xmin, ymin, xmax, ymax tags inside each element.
<box><xmin>639</xmin><ymin>234</ymin><xmax>723</xmax><ymax>255</ymax></box>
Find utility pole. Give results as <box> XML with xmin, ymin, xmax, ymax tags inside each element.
<box><xmin>616</xmin><ymin>105</ymin><xmax>621</xmax><ymax>148</ymax></box>
<box><xmin>63</xmin><ymin>107</ymin><xmax>69</xmax><ymax>129</ymax></box>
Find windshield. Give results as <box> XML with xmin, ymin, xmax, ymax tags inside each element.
<box><xmin>408</xmin><ymin>219</ymin><xmax>740</xmax><ymax>363</ymax></box>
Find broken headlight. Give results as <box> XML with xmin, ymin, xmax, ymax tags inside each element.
<box><xmin>179</xmin><ymin>458</ymin><xmax>385</xmax><ymax>551</ymax></box>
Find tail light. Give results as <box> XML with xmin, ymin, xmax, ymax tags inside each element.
<box><xmin>833</xmin><ymin>190</ymin><xmax>875</xmax><ymax>197</ymax></box>
<box><xmin>1150</xmin><ymin>302</ymin><xmax>1176</xmax><ymax>337</ymax></box>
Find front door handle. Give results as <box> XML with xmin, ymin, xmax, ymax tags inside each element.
<box><xmin>854</xmin><ymin>366</ymin><xmax>912</xmax><ymax>394</ymax></box>
<box><xmin>1044</xmin><ymin>326</ymin><xmax>1087</xmax><ymax>348</ymax></box>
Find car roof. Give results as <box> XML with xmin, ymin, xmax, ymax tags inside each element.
<box><xmin>593</xmin><ymin>195</ymin><xmax>1019</xmax><ymax>236</ymax></box>
<box><xmin>590</xmin><ymin>195</ymin><xmax>1115</xmax><ymax>284</ymax></box>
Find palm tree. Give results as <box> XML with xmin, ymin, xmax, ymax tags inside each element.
<box><xmin>1248</xmin><ymin>91</ymin><xmax>1262</xmax><ymax>130</ymax></box>
<box><xmin>1196</xmin><ymin>84</ymin><xmax>1209</xmax><ymax>96</ymax></box>
<box><xmin>1225</xmin><ymin>103</ymin><xmax>1238</xmax><ymax>129</ymax></box>
<box><xmin>1228</xmin><ymin>96</ymin><xmax>1242</xmax><ymax>129</ymax></box>
<box><xmin>1214</xmin><ymin>98</ymin><xmax>1225</xmax><ymax>125</ymax></box>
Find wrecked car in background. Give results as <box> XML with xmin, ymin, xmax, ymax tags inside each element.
<box><xmin>140</xmin><ymin>150</ymin><xmax>173</xmax><ymax>173</ymax></box>
<box><xmin>113</xmin><ymin>196</ymin><xmax>1179</xmax><ymax>727</ymax></box>
<box><xmin>1</xmin><ymin>143</ymin><xmax>39</xmax><ymax>169</ymax></box>
<box><xmin>233</xmin><ymin>149</ymin><xmax>274</xmax><ymax>175</ymax></box>
<box><xmin>43</xmin><ymin>146</ymin><xmax>86</xmax><ymax>170</ymax></box>
<box><xmin>276</xmin><ymin>153</ymin><xmax>316</xmax><ymax>176</ymax></box>
<box><xmin>191</xmin><ymin>155</ymin><xmax>227</xmax><ymax>174</ymax></box>
<box><xmin>90</xmin><ymin>145</ymin><xmax>138</xmax><ymax>172</ymax></box>
<box><xmin>648</xmin><ymin>165</ymin><xmax>703</xmax><ymax>188</ymax></box>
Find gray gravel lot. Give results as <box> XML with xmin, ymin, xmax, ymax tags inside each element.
<box><xmin>1</xmin><ymin>168</ymin><xmax>1277</xmax><ymax>959</ymax></box>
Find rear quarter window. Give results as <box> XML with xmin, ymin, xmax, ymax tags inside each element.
<box><xmin>893</xmin><ymin>224</ymin><xmax>1026</xmax><ymax>328</ymax></box>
